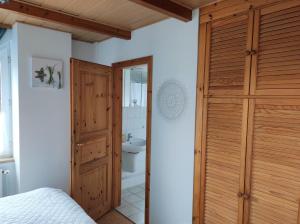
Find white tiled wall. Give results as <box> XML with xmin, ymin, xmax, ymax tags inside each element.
<box><xmin>122</xmin><ymin>106</ymin><xmax>146</xmax><ymax>140</ymax></box>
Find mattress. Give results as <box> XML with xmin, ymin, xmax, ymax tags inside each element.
<box><xmin>0</xmin><ymin>188</ymin><xmax>96</xmax><ymax>224</ymax></box>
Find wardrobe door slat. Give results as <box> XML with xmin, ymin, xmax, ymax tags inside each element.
<box><xmin>202</xmin><ymin>98</ymin><xmax>248</xmax><ymax>224</ymax></box>
<box><xmin>246</xmin><ymin>99</ymin><xmax>300</xmax><ymax>224</ymax></box>
<box><xmin>250</xmin><ymin>3</ymin><xmax>300</xmax><ymax>95</ymax></box>
<box><xmin>206</xmin><ymin>12</ymin><xmax>253</xmax><ymax>96</ymax></box>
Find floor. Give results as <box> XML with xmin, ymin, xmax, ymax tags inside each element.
<box><xmin>97</xmin><ymin>210</ymin><xmax>134</xmax><ymax>224</ymax></box>
<box><xmin>116</xmin><ymin>184</ymin><xmax>145</xmax><ymax>224</ymax></box>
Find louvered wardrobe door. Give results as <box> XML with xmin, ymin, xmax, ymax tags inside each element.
<box><xmin>250</xmin><ymin>2</ymin><xmax>300</xmax><ymax>95</ymax></box>
<box><xmin>205</xmin><ymin>12</ymin><xmax>253</xmax><ymax>96</ymax></box>
<box><xmin>201</xmin><ymin>98</ymin><xmax>248</xmax><ymax>224</ymax></box>
<box><xmin>245</xmin><ymin>99</ymin><xmax>300</xmax><ymax>224</ymax></box>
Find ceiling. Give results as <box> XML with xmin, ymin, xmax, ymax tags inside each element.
<box><xmin>174</xmin><ymin>0</ymin><xmax>220</xmax><ymax>8</ymax></box>
<box><xmin>0</xmin><ymin>0</ymin><xmax>218</xmax><ymax>43</ymax></box>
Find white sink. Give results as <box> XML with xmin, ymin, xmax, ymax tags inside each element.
<box><xmin>122</xmin><ymin>138</ymin><xmax>146</xmax><ymax>172</ymax></box>
<box><xmin>122</xmin><ymin>138</ymin><xmax>146</xmax><ymax>153</ymax></box>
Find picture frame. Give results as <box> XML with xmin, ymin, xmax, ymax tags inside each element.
<box><xmin>31</xmin><ymin>57</ymin><xmax>63</xmax><ymax>89</ymax></box>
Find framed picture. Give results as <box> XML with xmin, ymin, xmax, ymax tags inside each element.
<box><xmin>31</xmin><ymin>57</ymin><xmax>63</xmax><ymax>89</ymax></box>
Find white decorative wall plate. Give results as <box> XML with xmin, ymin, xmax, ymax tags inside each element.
<box><xmin>157</xmin><ymin>80</ymin><xmax>186</xmax><ymax>120</ymax></box>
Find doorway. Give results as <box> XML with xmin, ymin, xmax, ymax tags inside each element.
<box><xmin>112</xmin><ymin>56</ymin><xmax>153</xmax><ymax>224</ymax></box>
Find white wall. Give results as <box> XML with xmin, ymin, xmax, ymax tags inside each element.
<box><xmin>92</xmin><ymin>11</ymin><xmax>199</xmax><ymax>224</ymax></box>
<box><xmin>12</xmin><ymin>23</ymin><xmax>72</xmax><ymax>193</ymax></box>
<box><xmin>72</xmin><ymin>40</ymin><xmax>97</xmax><ymax>62</ymax></box>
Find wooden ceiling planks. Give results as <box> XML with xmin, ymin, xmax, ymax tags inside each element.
<box><xmin>128</xmin><ymin>0</ymin><xmax>193</xmax><ymax>22</ymax></box>
<box><xmin>20</xmin><ymin>0</ymin><xmax>168</xmax><ymax>30</ymax></box>
<box><xmin>0</xmin><ymin>0</ymin><xmax>131</xmax><ymax>39</ymax></box>
<box><xmin>0</xmin><ymin>0</ymin><xmax>219</xmax><ymax>42</ymax></box>
<box><xmin>172</xmin><ymin>0</ymin><xmax>221</xmax><ymax>9</ymax></box>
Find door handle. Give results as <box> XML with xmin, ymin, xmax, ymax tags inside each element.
<box><xmin>245</xmin><ymin>50</ymin><xmax>257</xmax><ymax>56</ymax></box>
<box><xmin>237</xmin><ymin>192</ymin><xmax>251</xmax><ymax>200</ymax></box>
<box><xmin>237</xmin><ymin>192</ymin><xmax>244</xmax><ymax>198</ymax></box>
<box><xmin>243</xmin><ymin>193</ymin><xmax>250</xmax><ymax>200</ymax></box>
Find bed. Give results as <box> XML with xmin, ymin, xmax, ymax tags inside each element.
<box><xmin>0</xmin><ymin>188</ymin><xmax>96</xmax><ymax>224</ymax></box>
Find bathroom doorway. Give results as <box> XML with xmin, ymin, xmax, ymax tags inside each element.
<box><xmin>112</xmin><ymin>57</ymin><xmax>152</xmax><ymax>224</ymax></box>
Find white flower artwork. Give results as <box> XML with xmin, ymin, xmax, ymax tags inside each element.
<box><xmin>157</xmin><ymin>80</ymin><xmax>186</xmax><ymax>120</ymax></box>
<box><xmin>31</xmin><ymin>57</ymin><xmax>63</xmax><ymax>89</ymax></box>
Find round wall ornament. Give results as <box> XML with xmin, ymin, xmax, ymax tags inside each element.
<box><xmin>157</xmin><ymin>80</ymin><xmax>186</xmax><ymax>120</ymax></box>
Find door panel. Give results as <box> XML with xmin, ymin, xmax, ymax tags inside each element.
<box><xmin>79</xmin><ymin>73</ymin><xmax>109</xmax><ymax>134</ymax></box>
<box><xmin>81</xmin><ymin>163</ymin><xmax>110</xmax><ymax>218</ymax></box>
<box><xmin>79</xmin><ymin>137</ymin><xmax>107</xmax><ymax>164</ymax></box>
<box><xmin>250</xmin><ymin>2</ymin><xmax>300</xmax><ymax>95</ymax></box>
<box><xmin>71</xmin><ymin>59</ymin><xmax>113</xmax><ymax>220</ymax></box>
<box><xmin>201</xmin><ymin>98</ymin><xmax>248</xmax><ymax>224</ymax></box>
<box><xmin>245</xmin><ymin>99</ymin><xmax>300</xmax><ymax>224</ymax></box>
<box><xmin>205</xmin><ymin>11</ymin><xmax>253</xmax><ymax>96</ymax></box>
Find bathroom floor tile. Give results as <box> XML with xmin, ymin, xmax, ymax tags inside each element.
<box><xmin>138</xmin><ymin>184</ymin><xmax>145</xmax><ymax>190</ymax></box>
<box><xmin>127</xmin><ymin>186</ymin><xmax>144</xmax><ymax>194</ymax></box>
<box><xmin>128</xmin><ymin>212</ymin><xmax>144</xmax><ymax>224</ymax></box>
<box><xmin>121</xmin><ymin>197</ymin><xmax>128</xmax><ymax>206</ymax></box>
<box><xmin>134</xmin><ymin>201</ymin><xmax>145</xmax><ymax>211</ymax></box>
<box><xmin>122</xmin><ymin>189</ymin><xmax>132</xmax><ymax>197</ymax></box>
<box><xmin>118</xmin><ymin>183</ymin><xmax>146</xmax><ymax>223</ymax></box>
<box><xmin>116</xmin><ymin>203</ymin><xmax>140</xmax><ymax>217</ymax></box>
<box><xmin>135</xmin><ymin>191</ymin><xmax>145</xmax><ymax>199</ymax></box>
<box><xmin>124</xmin><ymin>194</ymin><xmax>143</xmax><ymax>204</ymax></box>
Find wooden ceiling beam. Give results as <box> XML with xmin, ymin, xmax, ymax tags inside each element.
<box><xmin>0</xmin><ymin>0</ymin><xmax>131</xmax><ymax>40</ymax></box>
<box><xmin>0</xmin><ymin>22</ymin><xmax>11</xmax><ymax>29</ymax></box>
<box><xmin>128</xmin><ymin>0</ymin><xmax>192</xmax><ymax>22</ymax></box>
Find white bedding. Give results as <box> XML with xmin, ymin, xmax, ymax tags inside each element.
<box><xmin>0</xmin><ymin>188</ymin><xmax>96</xmax><ymax>224</ymax></box>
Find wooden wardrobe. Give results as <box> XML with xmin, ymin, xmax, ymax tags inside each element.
<box><xmin>193</xmin><ymin>0</ymin><xmax>300</xmax><ymax>224</ymax></box>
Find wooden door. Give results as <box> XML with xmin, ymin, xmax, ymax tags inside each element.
<box><xmin>244</xmin><ymin>99</ymin><xmax>300</xmax><ymax>224</ymax></box>
<box><xmin>204</xmin><ymin>11</ymin><xmax>254</xmax><ymax>97</ymax></box>
<box><xmin>250</xmin><ymin>1</ymin><xmax>300</xmax><ymax>96</ymax></box>
<box><xmin>71</xmin><ymin>59</ymin><xmax>113</xmax><ymax>220</ymax></box>
<box><xmin>200</xmin><ymin>98</ymin><xmax>249</xmax><ymax>224</ymax></box>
